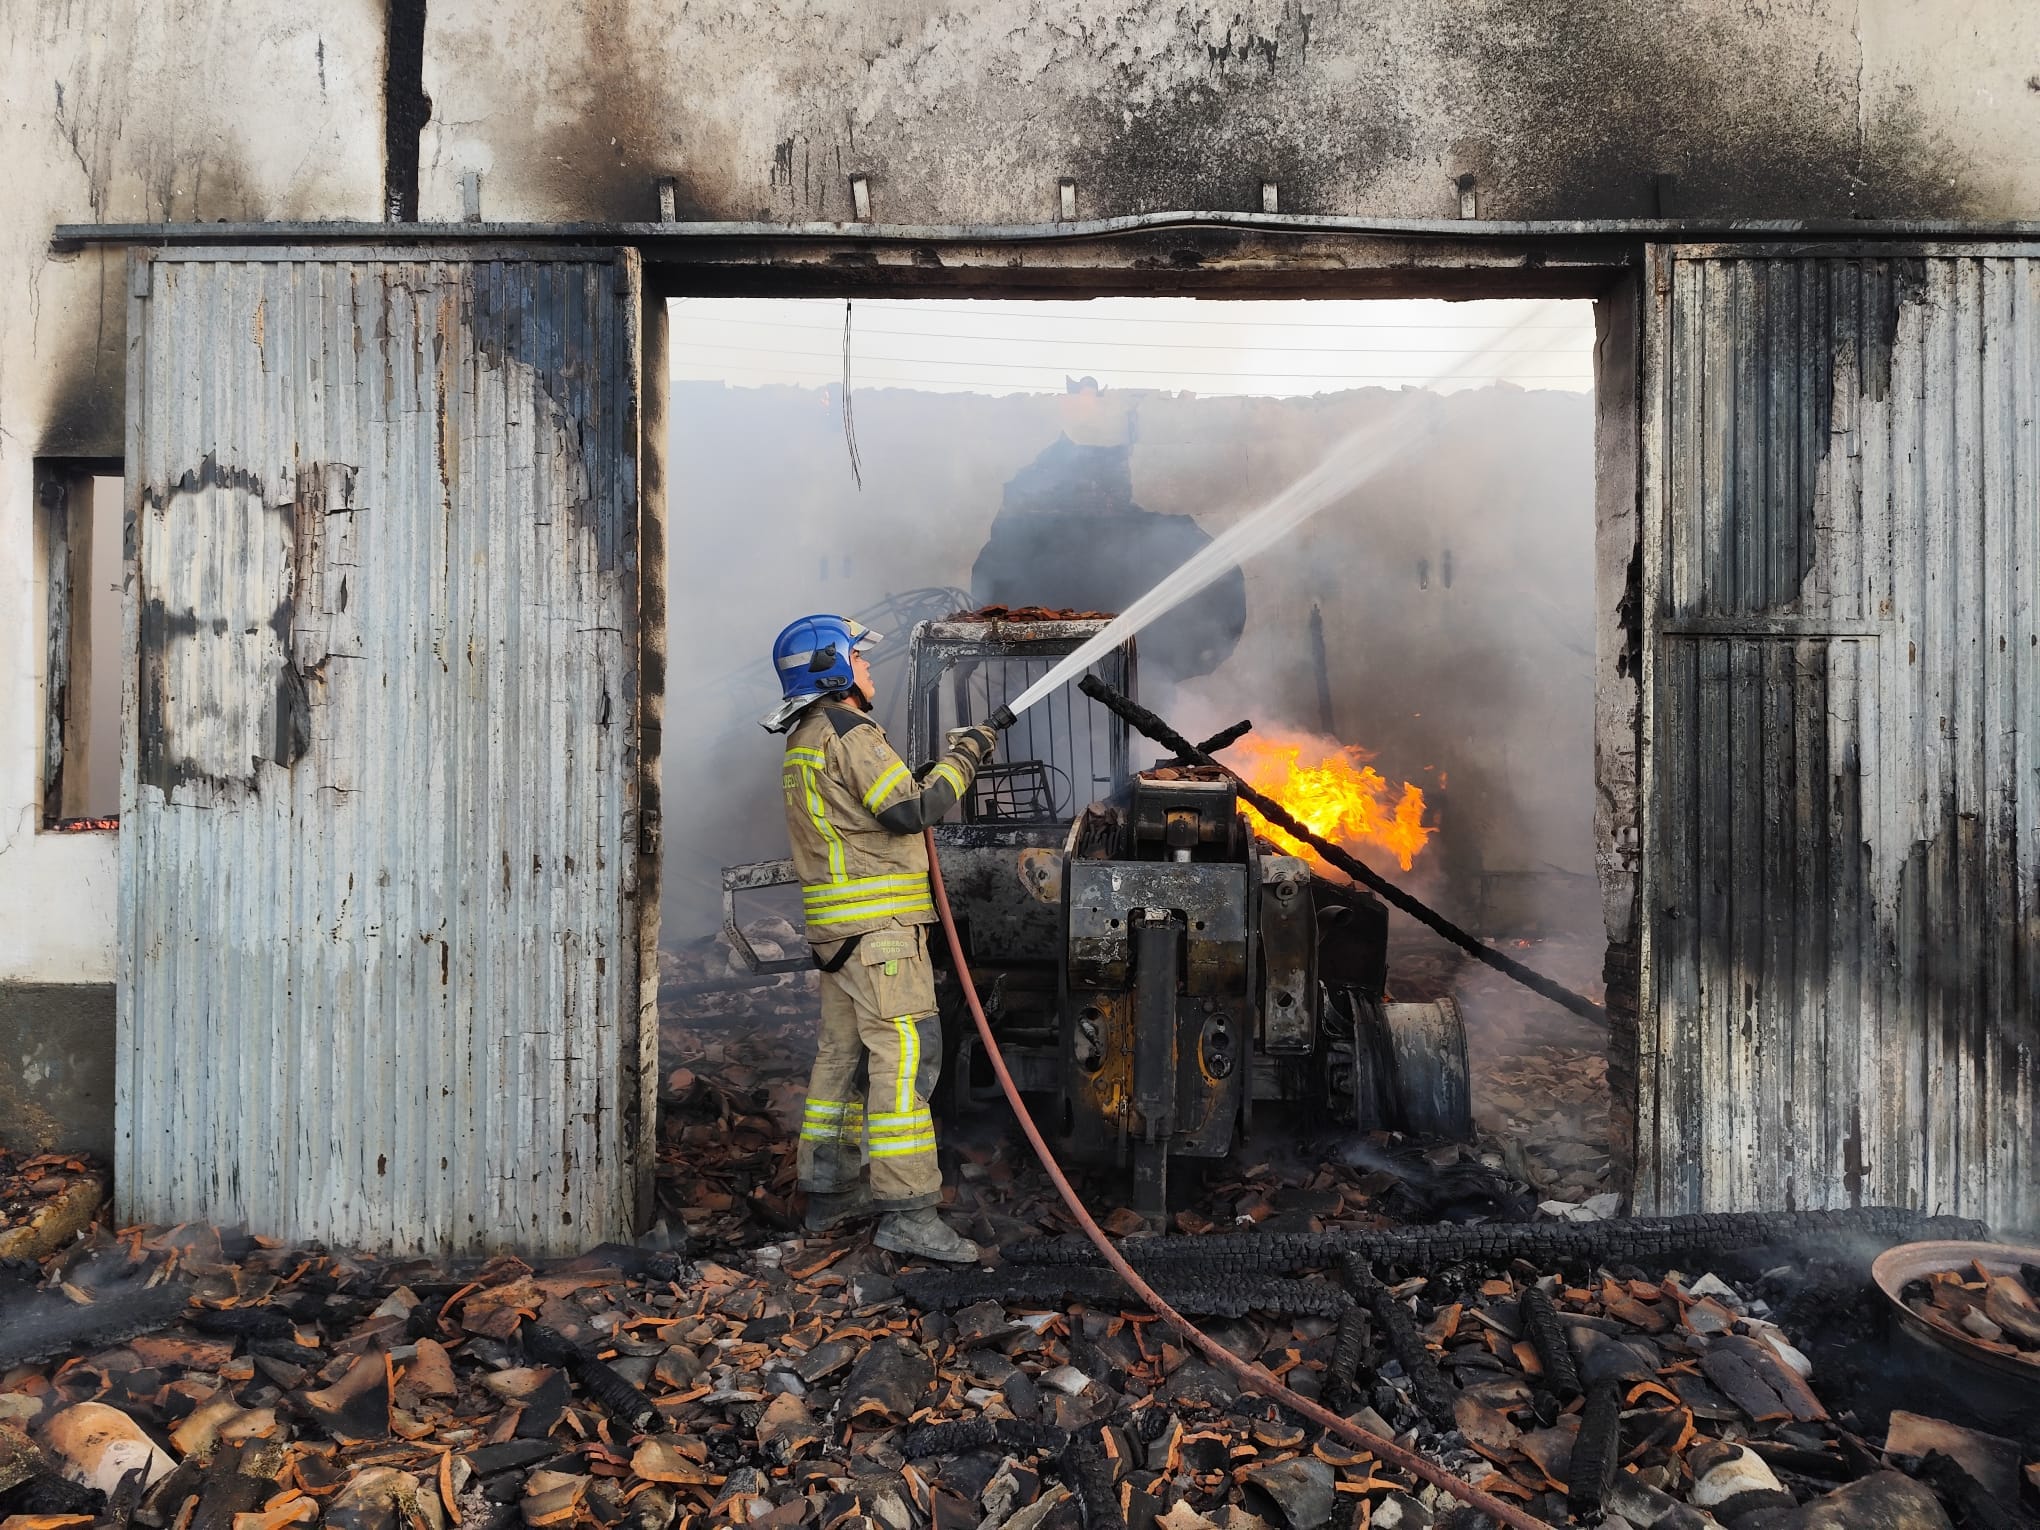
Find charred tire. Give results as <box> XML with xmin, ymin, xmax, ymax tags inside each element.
<box><xmin>1378</xmin><ymin>999</ymin><xmax>1472</xmax><ymax>1140</ymax></box>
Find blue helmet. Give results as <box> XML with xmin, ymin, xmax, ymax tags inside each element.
<box><xmin>761</xmin><ymin>614</ymin><xmax>883</xmax><ymax>731</ymax></box>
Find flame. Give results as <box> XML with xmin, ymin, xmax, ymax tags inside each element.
<box><xmin>1230</xmin><ymin>731</ymin><xmax>1434</xmax><ymax>872</ymax></box>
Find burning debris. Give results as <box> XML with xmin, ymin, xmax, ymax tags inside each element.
<box><xmin>46</xmin><ymin>818</ymin><xmax>117</xmax><ymax>834</ymax></box>
<box><xmin>1229</xmin><ymin>736</ymin><xmax>1434</xmax><ymax>874</ymax></box>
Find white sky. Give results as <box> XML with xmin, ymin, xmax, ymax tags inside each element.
<box><xmin>669</xmin><ymin>297</ymin><xmax>1595</xmax><ymax>397</ymax></box>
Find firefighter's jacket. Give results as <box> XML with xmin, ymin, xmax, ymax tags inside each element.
<box><xmin>781</xmin><ymin>699</ymin><xmax>986</xmax><ymax>941</ymax></box>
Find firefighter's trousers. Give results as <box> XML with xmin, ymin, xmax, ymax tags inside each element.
<box><xmin>797</xmin><ymin>925</ymin><xmax>943</xmax><ymax>1210</ymax></box>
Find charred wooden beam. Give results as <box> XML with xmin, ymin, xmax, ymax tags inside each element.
<box><xmin>898</xmin><ymin>1265</ymin><xmax>1352</xmax><ymax>1320</ymax></box>
<box><xmin>897</xmin><ymin>1418</ymin><xmax>1070</xmax><ymax>1459</ymax></box>
<box><xmin>1000</xmin><ymin>1208</ymin><xmax>1991</xmax><ymax>1277</ymax></box>
<box><xmin>1516</xmin><ymin>1285</ymin><xmax>1582</xmax><ymax>1402</ymax></box>
<box><xmin>1167</xmin><ymin>719</ymin><xmax>1253</xmax><ymax>764</ymax></box>
<box><xmin>1321</xmin><ymin>1305</ymin><xmax>1374</xmax><ymax>1414</ymax></box>
<box><xmin>1059</xmin><ymin>1430</ymin><xmax>1127</xmax><ymax>1530</ymax></box>
<box><xmin>1339</xmin><ymin>1254</ymin><xmax>1457</xmax><ymax>1428</ymax></box>
<box><xmin>0</xmin><ymin>1282</ymin><xmax>190</xmax><ymax>1368</ymax></box>
<box><xmin>522</xmin><ymin>1321</ymin><xmax>662</xmax><ymax>1436</ymax></box>
<box><xmin>1565</xmin><ymin>1379</ymin><xmax>1623</xmax><ymax>1520</ymax></box>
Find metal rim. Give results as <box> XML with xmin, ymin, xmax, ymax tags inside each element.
<box><xmin>1869</xmin><ymin>1239</ymin><xmax>2040</xmax><ymax>1385</ymax></box>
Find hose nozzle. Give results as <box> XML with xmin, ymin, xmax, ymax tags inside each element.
<box><xmin>989</xmin><ymin>704</ymin><xmax>1017</xmax><ymax>731</ymax></box>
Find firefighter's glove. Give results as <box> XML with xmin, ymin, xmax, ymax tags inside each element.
<box><xmin>946</xmin><ymin>723</ymin><xmax>1000</xmax><ymax>763</ymax></box>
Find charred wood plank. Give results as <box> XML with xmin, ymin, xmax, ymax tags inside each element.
<box><xmin>897</xmin><ymin>1265</ymin><xmax>1351</xmax><ymax>1321</ymax></box>
<box><xmin>1321</xmin><ymin>1305</ymin><xmax>1373</xmax><ymax>1415</ymax></box>
<box><xmin>1339</xmin><ymin>1255</ymin><xmax>1456</xmax><ymax>1428</ymax></box>
<box><xmin>1058</xmin><ymin>1430</ymin><xmax>1127</xmax><ymax>1530</ymax></box>
<box><xmin>1565</xmin><ymin>1380</ymin><xmax>1623</xmax><ymax>1521</ymax></box>
<box><xmin>0</xmin><ymin>1282</ymin><xmax>190</xmax><ymax>1368</ymax></box>
<box><xmin>1001</xmin><ymin>1208</ymin><xmax>1989</xmax><ymax>1278</ymax></box>
<box><xmin>186</xmin><ymin>1306</ymin><xmax>296</xmax><ymax>1342</ymax></box>
<box><xmin>522</xmin><ymin>1322</ymin><xmax>661</xmax><ymax>1437</ymax></box>
<box><xmin>1515</xmin><ymin>1286</ymin><xmax>1582</xmax><ymax>1402</ymax></box>
<box><xmin>896</xmin><ymin>1419</ymin><xmax>1069</xmax><ymax>1459</ymax></box>
<box><xmin>190</xmin><ymin>1440</ymin><xmax>285</xmax><ymax>1530</ymax></box>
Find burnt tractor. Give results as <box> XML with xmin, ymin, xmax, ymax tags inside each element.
<box><xmin>726</xmin><ymin>613</ymin><xmax>1471</xmax><ymax>1219</ymax></box>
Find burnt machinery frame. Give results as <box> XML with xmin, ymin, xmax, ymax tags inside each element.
<box><xmin>729</xmin><ymin>615</ymin><xmax>1471</xmax><ymax>1220</ymax></box>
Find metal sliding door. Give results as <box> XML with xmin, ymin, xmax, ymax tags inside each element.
<box><xmin>118</xmin><ymin>249</ymin><xmax>653</xmax><ymax>1254</ymax></box>
<box><xmin>1642</xmin><ymin>245</ymin><xmax>2039</xmax><ymax>1231</ymax></box>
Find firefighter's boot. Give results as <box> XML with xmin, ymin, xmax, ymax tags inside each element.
<box><xmin>874</xmin><ymin>1207</ymin><xmax>980</xmax><ymax>1264</ymax></box>
<box><xmin>805</xmin><ymin>1184</ymin><xmax>874</xmax><ymax>1233</ymax></box>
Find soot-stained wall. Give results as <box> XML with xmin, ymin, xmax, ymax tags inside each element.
<box><xmin>419</xmin><ymin>0</ymin><xmax>2038</xmax><ymax>225</ymax></box>
<box><xmin>0</xmin><ymin>2</ymin><xmax>383</xmax><ymax>986</ymax></box>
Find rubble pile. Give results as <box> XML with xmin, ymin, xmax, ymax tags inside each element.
<box><xmin>1</xmin><ymin>1197</ymin><xmax>2031</xmax><ymax>1530</ymax></box>
<box><xmin>0</xmin><ymin>1149</ymin><xmax>108</xmax><ymax>1264</ymax></box>
<box><xmin>0</xmin><ymin>948</ymin><xmax>2031</xmax><ymax>1529</ymax></box>
<box><xmin>655</xmin><ymin>927</ymin><xmax>817</xmax><ymax>1016</ymax></box>
<box><xmin>1377</xmin><ymin>934</ymin><xmax>1615</xmax><ymax>1214</ymax></box>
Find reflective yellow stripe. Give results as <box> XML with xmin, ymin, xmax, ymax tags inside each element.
<box><xmin>806</xmin><ymin>895</ymin><xmax>934</xmax><ymax>926</ymax></box>
<box><xmin>868</xmin><ymin>1134</ymin><xmax>938</xmax><ymax>1158</ymax></box>
<box><xmin>802</xmin><ymin>872</ymin><xmax>928</xmax><ymax>907</ymax></box>
<box><xmin>860</xmin><ymin>1117</ymin><xmax>934</xmax><ymax>1142</ymax></box>
<box><xmin>785</xmin><ymin>747</ymin><xmax>826</xmax><ymax>764</ymax></box>
<box><xmin>862</xmin><ymin>761</ymin><xmax>910</xmax><ymax>811</ymax></box>
<box><xmin>931</xmin><ymin>761</ymin><xmax>967</xmax><ymax>797</ymax></box>
<box><xmin>867</xmin><ymin>1120</ymin><xmax>934</xmax><ymax>1144</ymax></box>
<box><xmin>799</xmin><ymin>764</ymin><xmax>846</xmax><ymax>882</ymax></box>
<box><xmin>891</xmin><ymin>1015</ymin><xmax>918</xmax><ymax>1114</ymax></box>
<box><xmin>804</xmin><ymin>891</ymin><xmax>931</xmax><ymax>917</ymax></box>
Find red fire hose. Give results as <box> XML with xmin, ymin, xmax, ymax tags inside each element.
<box><xmin>923</xmin><ymin>830</ymin><xmax>1544</xmax><ymax>1530</ymax></box>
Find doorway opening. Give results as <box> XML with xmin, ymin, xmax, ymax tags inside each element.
<box><xmin>651</xmin><ymin>293</ymin><xmax>1615</xmax><ymax>1240</ymax></box>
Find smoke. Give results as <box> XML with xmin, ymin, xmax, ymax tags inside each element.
<box><xmin>665</xmin><ymin>366</ymin><xmax>1596</xmax><ymax>950</ymax></box>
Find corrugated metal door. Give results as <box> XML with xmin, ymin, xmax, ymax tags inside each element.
<box><xmin>117</xmin><ymin>249</ymin><xmax>652</xmax><ymax>1254</ymax></box>
<box><xmin>1641</xmin><ymin>246</ymin><xmax>2039</xmax><ymax>1231</ymax></box>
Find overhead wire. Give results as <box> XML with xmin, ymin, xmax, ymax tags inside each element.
<box><xmin>677</xmin><ymin>365</ymin><xmax>1589</xmax><ymax>396</ymax></box>
<box><xmin>677</xmin><ymin>311</ymin><xmax>1591</xmax><ymax>354</ymax></box>
<box><xmin>677</xmin><ymin>366</ymin><xmax>1590</xmax><ymax>396</ymax></box>
<box><xmin>673</xmin><ymin>339</ymin><xmax>1588</xmax><ymax>382</ymax></box>
<box><xmin>722</xmin><ymin>296</ymin><xmax>1589</xmax><ymax>331</ymax></box>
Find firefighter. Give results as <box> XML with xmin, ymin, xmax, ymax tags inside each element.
<box><xmin>761</xmin><ymin>614</ymin><xmax>1001</xmax><ymax>1263</ymax></box>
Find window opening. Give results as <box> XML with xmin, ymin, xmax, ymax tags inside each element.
<box><xmin>39</xmin><ymin>459</ymin><xmax>123</xmax><ymax>830</ymax></box>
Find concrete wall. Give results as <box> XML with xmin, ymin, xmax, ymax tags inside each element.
<box><xmin>418</xmin><ymin>0</ymin><xmax>2040</xmax><ymax>225</ymax></box>
<box><xmin>0</xmin><ymin>3</ymin><xmax>384</xmax><ymax>997</ymax></box>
